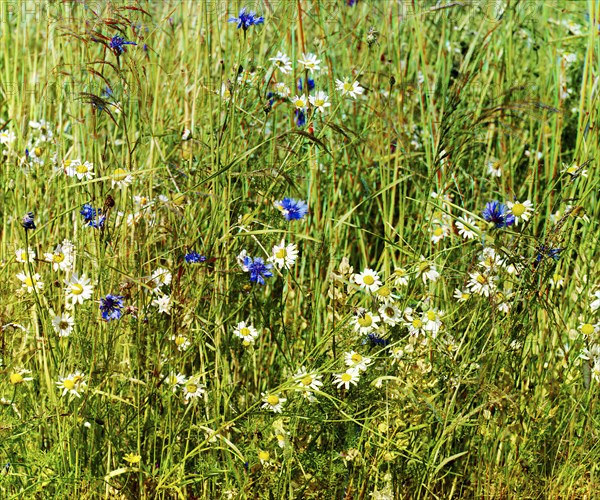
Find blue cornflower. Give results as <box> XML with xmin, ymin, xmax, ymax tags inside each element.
<box><xmin>535</xmin><ymin>245</ymin><xmax>562</xmax><ymax>264</ymax></box>
<box><xmin>185</xmin><ymin>251</ymin><xmax>207</xmax><ymax>264</ymax></box>
<box><xmin>109</xmin><ymin>35</ymin><xmax>136</xmax><ymax>55</ymax></box>
<box><xmin>228</xmin><ymin>7</ymin><xmax>264</xmax><ymax>31</ymax></box>
<box><xmin>99</xmin><ymin>294</ymin><xmax>124</xmax><ymax>321</ymax></box>
<box><xmin>295</xmin><ymin>109</ymin><xmax>306</xmax><ymax>127</ymax></box>
<box><xmin>80</xmin><ymin>203</ymin><xmax>106</xmax><ymax>228</ymax></box>
<box><xmin>482</xmin><ymin>201</ymin><xmax>515</xmax><ymax>228</ymax></box>
<box><xmin>21</xmin><ymin>212</ymin><xmax>36</xmax><ymax>230</ymax></box>
<box><xmin>242</xmin><ymin>256</ymin><xmax>273</xmax><ymax>285</ymax></box>
<box><xmin>275</xmin><ymin>198</ymin><xmax>309</xmax><ymax>221</ymax></box>
<box><xmin>297</xmin><ymin>77</ymin><xmax>315</xmax><ymax>93</ymax></box>
<box><xmin>366</xmin><ymin>333</ymin><xmax>389</xmax><ymax>347</ymax></box>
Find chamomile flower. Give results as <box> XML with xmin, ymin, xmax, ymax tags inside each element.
<box><xmin>506</xmin><ymin>199</ymin><xmax>533</xmax><ymax>225</ymax></box>
<box><xmin>171</xmin><ymin>334</ymin><xmax>191</xmax><ymax>351</ymax></box>
<box><xmin>273</xmin><ymin>82</ymin><xmax>291</xmax><ymax>98</ymax></box>
<box><xmin>183</xmin><ymin>376</ymin><xmax>206</xmax><ymax>400</ymax></box>
<box><xmin>64</xmin><ymin>274</ymin><xmax>94</xmax><ymax>307</ymax></box>
<box><xmin>416</xmin><ymin>258</ymin><xmax>440</xmax><ymax>284</ymax></box>
<box><xmin>308</xmin><ymin>91</ymin><xmax>331</xmax><ymax>113</ymax></box>
<box><xmin>269</xmin><ymin>240</ymin><xmax>299</xmax><ymax>269</ymax></box>
<box><xmin>335</xmin><ymin>78</ymin><xmax>364</xmax><ymax>99</ymax></box>
<box><xmin>9</xmin><ymin>368</ymin><xmax>33</xmax><ymax>385</ymax></box>
<box><xmin>297</xmin><ymin>52</ymin><xmax>321</xmax><ymax>73</ymax></box>
<box><xmin>16</xmin><ymin>272</ymin><xmax>43</xmax><ymax>293</ymax></box>
<box><xmin>291</xmin><ymin>94</ymin><xmax>308</xmax><ymax>111</ymax></box>
<box><xmin>233</xmin><ymin>321</ymin><xmax>259</xmax><ymax>343</ymax></box>
<box><xmin>378</xmin><ymin>303</ymin><xmax>402</xmax><ymax>326</ymax></box>
<box><xmin>166</xmin><ymin>372</ymin><xmax>187</xmax><ymax>392</ymax></box>
<box><xmin>486</xmin><ymin>158</ymin><xmax>503</xmax><ymax>177</ymax></box>
<box><xmin>344</xmin><ymin>351</ymin><xmax>372</xmax><ymax>372</ymax></box>
<box><xmin>550</xmin><ymin>273</ymin><xmax>565</xmax><ymax>289</ymax></box>
<box><xmin>65</xmin><ymin>160</ymin><xmax>95</xmax><ymax>180</ymax></box>
<box><xmin>422</xmin><ymin>309</ymin><xmax>443</xmax><ymax>336</ymax></box>
<box><xmin>56</xmin><ymin>371</ymin><xmax>86</xmax><ymax>398</ymax></box>
<box><xmin>15</xmin><ymin>247</ymin><xmax>35</xmax><ymax>263</ymax></box>
<box><xmin>590</xmin><ymin>290</ymin><xmax>600</xmax><ymax>312</ymax></box>
<box><xmin>44</xmin><ymin>244</ymin><xmax>74</xmax><ymax>272</ymax></box>
<box><xmin>150</xmin><ymin>267</ymin><xmax>172</xmax><ymax>290</ymax></box>
<box><xmin>352</xmin><ymin>268</ymin><xmax>382</xmax><ymax>292</ymax></box>
<box><xmin>351</xmin><ymin>309</ymin><xmax>381</xmax><ymax>335</ymax></box>
<box><xmin>430</xmin><ymin>223</ymin><xmax>450</xmax><ymax>244</ymax></box>
<box><xmin>333</xmin><ymin>368</ymin><xmax>360</xmax><ymax>390</ymax></box>
<box><xmin>455</xmin><ymin>216</ymin><xmax>478</xmax><ymax>240</ymax></box>
<box><xmin>269</xmin><ymin>51</ymin><xmax>292</xmax><ymax>74</ymax></box>
<box><xmin>293</xmin><ymin>367</ymin><xmax>324</xmax><ymax>398</ymax></box>
<box><xmin>579</xmin><ymin>322</ymin><xmax>599</xmax><ymax>337</ymax></box>
<box><xmin>52</xmin><ymin>312</ymin><xmax>75</xmax><ymax>337</ymax></box>
<box><xmin>111</xmin><ymin>168</ymin><xmax>133</xmax><ymax>188</ymax></box>
<box><xmin>404</xmin><ymin>310</ymin><xmax>426</xmax><ymax>337</ymax></box>
<box><xmin>494</xmin><ymin>291</ymin><xmax>511</xmax><ymax>313</ymax></box>
<box><xmin>374</xmin><ymin>285</ymin><xmax>399</xmax><ymax>304</ymax></box>
<box><xmin>561</xmin><ymin>163</ymin><xmax>588</xmax><ymax>179</ymax></box>
<box><xmin>261</xmin><ymin>392</ymin><xmax>286</xmax><ymax>413</ymax></box>
<box><xmin>467</xmin><ymin>271</ymin><xmax>497</xmax><ymax>297</ymax></box>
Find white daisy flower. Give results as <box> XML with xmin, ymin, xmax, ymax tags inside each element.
<box><xmin>269</xmin><ymin>51</ymin><xmax>292</xmax><ymax>74</ymax></box>
<box><xmin>351</xmin><ymin>309</ymin><xmax>380</xmax><ymax>335</ymax></box>
<box><xmin>335</xmin><ymin>78</ymin><xmax>364</xmax><ymax>99</ymax></box>
<box><xmin>291</xmin><ymin>94</ymin><xmax>308</xmax><ymax>111</ymax></box>
<box><xmin>16</xmin><ymin>272</ymin><xmax>43</xmax><ymax>293</ymax></box>
<box><xmin>297</xmin><ymin>52</ymin><xmax>321</xmax><ymax>73</ymax></box>
<box><xmin>467</xmin><ymin>271</ymin><xmax>497</xmax><ymax>297</ymax></box>
<box><xmin>64</xmin><ymin>273</ymin><xmax>94</xmax><ymax>307</ymax></box>
<box><xmin>352</xmin><ymin>268</ymin><xmax>382</xmax><ymax>292</ymax></box>
<box><xmin>378</xmin><ymin>303</ymin><xmax>402</xmax><ymax>326</ymax></box>
<box><xmin>56</xmin><ymin>371</ymin><xmax>86</xmax><ymax>398</ymax></box>
<box><xmin>416</xmin><ymin>258</ymin><xmax>440</xmax><ymax>284</ymax></box>
<box><xmin>506</xmin><ymin>199</ymin><xmax>534</xmax><ymax>225</ymax></box>
<box><xmin>233</xmin><ymin>321</ymin><xmax>259</xmax><ymax>343</ymax></box>
<box><xmin>455</xmin><ymin>216</ymin><xmax>478</xmax><ymax>240</ymax></box>
<box><xmin>308</xmin><ymin>91</ymin><xmax>331</xmax><ymax>113</ymax></box>
<box><xmin>344</xmin><ymin>351</ymin><xmax>372</xmax><ymax>372</ymax></box>
<box><xmin>52</xmin><ymin>312</ymin><xmax>75</xmax><ymax>337</ymax></box>
<box><xmin>261</xmin><ymin>392</ymin><xmax>286</xmax><ymax>413</ymax></box>
<box><xmin>269</xmin><ymin>240</ymin><xmax>299</xmax><ymax>269</ymax></box>
<box><xmin>15</xmin><ymin>247</ymin><xmax>35</xmax><ymax>263</ymax></box>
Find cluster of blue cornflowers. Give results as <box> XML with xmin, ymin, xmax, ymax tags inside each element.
<box><xmin>80</xmin><ymin>203</ymin><xmax>106</xmax><ymax>228</ymax></box>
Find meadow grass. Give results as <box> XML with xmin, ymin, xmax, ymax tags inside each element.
<box><xmin>1</xmin><ymin>0</ymin><xmax>599</xmax><ymax>498</ymax></box>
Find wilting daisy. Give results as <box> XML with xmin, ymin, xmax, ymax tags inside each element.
<box><xmin>344</xmin><ymin>351</ymin><xmax>372</xmax><ymax>372</ymax></box>
<box><xmin>453</xmin><ymin>288</ymin><xmax>471</xmax><ymax>302</ymax></box>
<box><xmin>269</xmin><ymin>51</ymin><xmax>292</xmax><ymax>74</ymax></box>
<box><xmin>297</xmin><ymin>52</ymin><xmax>321</xmax><ymax>73</ymax></box>
<box><xmin>352</xmin><ymin>268</ymin><xmax>382</xmax><ymax>293</ymax></box>
<box><xmin>392</xmin><ymin>268</ymin><xmax>409</xmax><ymax>287</ymax></box>
<box><xmin>561</xmin><ymin>163</ymin><xmax>588</xmax><ymax>179</ymax></box>
<box><xmin>467</xmin><ymin>271</ymin><xmax>497</xmax><ymax>297</ymax></box>
<box><xmin>333</xmin><ymin>368</ymin><xmax>360</xmax><ymax>390</ymax></box>
<box><xmin>64</xmin><ymin>274</ymin><xmax>94</xmax><ymax>307</ymax></box>
<box><xmin>494</xmin><ymin>291</ymin><xmax>511</xmax><ymax>313</ymax></box>
<box><xmin>416</xmin><ymin>258</ymin><xmax>440</xmax><ymax>284</ymax></box>
<box><xmin>15</xmin><ymin>247</ymin><xmax>35</xmax><ymax>263</ymax></box>
<box><xmin>430</xmin><ymin>223</ymin><xmax>450</xmax><ymax>244</ymax></box>
<box><xmin>152</xmin><ymin>294</ymin><xmax>172</xmax><ymax>314</ymax></box>
<box><xmin>351</xmin><ymin>309</ymin><xmax>380</xmax><ymax>335</ymax></box>
<box><xmin>274</xmin><ymin>82</ymin><xmax>291</xmax><ymax>98</ymax></box>
<box><xmin>506</xmin><ymin>199</ymin><xmax>533</xmax><ymax>225</ymax></box>
<box><xmin>56</xmin><ymin>371</ymin><xmax>87</xmax><ymax>398</ymax></box>
<box><xmin>9</xmin><ymin>368</ymin><xmax>33</xmax><ymax>386</ymax></box>
<box><xmin>16</xmin><ymin>272</ymin><xmax>43</xmax><ymax>293</ymax></box>
<box><xmin>486</xmin><ymin>158</ymin><xmax>502</xmax><ymax>177</ymax></box>
<box><xmin>404</xmin><ymin>309</ymin><xmax>426</xmax><ymax>337</ymax></box>
<box><xmin>183</xmin><ymin>376</ymin><xmax>206</xmax><ymax>400</ymax></box>
<box><xmin>269</xmin><ymin>240</ymin><xmax>299</xmax><ymax>269</ymax></box>
<box><xmin>261</xmin><ymin>392</ymin><xmax>286</xmax><ymax>413</ymax></box>
<box><xmin>335</xmin><ymin>78</ymin><xmax>364</xmax><ymax>99</ymax></box>
<box><xmin>308</xmin><ymin>91</ymin><xmax>331</xmax><ymax>113</ymax></box>
<box><xmin>421</xmin><ymin>309</ymin><xmax>443</xmax><ymax>336</ymax></box>
<box><xmin>111</xmin><ymin>168</ymin><xmax>133</xmax><ymax>188</ymax></box>
<box><xmin>52</xmin><ymin>312</ymin><xmax>75</xmax><ymax>337</ymax></box>
<box><xmin>378</xmin><ymin>303</ymin><xmax>402</xmax><ymax>326</ymax></box>
<box><xmin>455</xmin><ymin>216</ymin><xmax>478</xmax><ymax>240</ymax></box>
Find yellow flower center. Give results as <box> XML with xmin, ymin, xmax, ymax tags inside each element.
<box><xmin>53</xmin><ymin>253</ymin><xmax>65</xmax><ymax>263</ymax></box>
<box><xmin>394</xmin><ymin>269</ymin><xmax>406</xmax><ymax>277</ymax></box>
<box><xmin>267</xmin><ymin>395</ymin><xmax>279</xmax><ymax>405</ymax></box>
<box><xmin>112</xmin><ymin>168</ymin><xmax>129</xmax><ymax>181</ymax></box>
<box><xmin>433</xmin><ymin>227</ymin><xmax>444</xmax><ymax>237</ymax></box>
<box><xmin>71</xmin><ymin>283</ymin><xmax>84</xmax><ymax>295</ymax></box>
<box><xmin>377</xmin><ymin>286</ymin><xmax>390</xmax><ymax>297</ymax></box>
<box><xmin>314</xmin><ymin>98</ymin><xmax>324</xmax><ymax>106</ymax></box>
<box><xmin>172</xmin><ymin>193</ymin><xmax>186</xmax><ymax>206</ymax></box>
<box><xmin>20</xmin><ymin>251</ymin><xmax>28</xmax><ymax>261</ymax></box>
<box><xmin>63</xmin><ymin>379</ymin><xmax>75</xmax><ymax>390</ymax></box>
<box><xmin>512</xmin><ymin>203</ymin><xmax>526</xmax><ymax>216</ymax></box>
<box><xmin>24</xmin><ymin>277</ymin><xmax>34</xmax><ymax>288</ymax></box>
<box><xmin>476</xmin><ymin>274</ymin><xmax>487</xmax><ymax>284</ymax></box>
<box><xmin>10</xmin><ymin>373</ymin><xmax>24</xmax><ymax>385</ymax></box>
<box><xmin>351</xmin><ymin>353</ymin><xmax>363</xmax><ymax>363</ymax></box>
<box><xmin>240</xmin><ymin>327</ymin><xmax>250</xmax><ymax>337</ymax></box>
<box><xmin>341</xmin><ymin>373</ymin><xmax>352</xmax><ymax>382</ymax></box>
<box><xmin>412</xmin><ymin>319</ymin><xmax>423</xmax><ymax>328</ymax></box>
<box><xmin>63</xmin><ymin>159</ymin><xmax>72</xmax><ymax>167</ymax></box>
<box><xmin>76</xmin><ymin>164</ymin><xmax>89</xmax><ymax>174</ymax></box>
<box><xmin>301</xmin><ymin>375</ymin><xmax>313</xmax><ymax>386</ymax></box>
<box><xmin>275</xmin><ymin>248</ymin><xmax>287</xmax><ymax>259</ymax></box>
<box><xmin>357</xmin><ymin>315</ymin><xmax>372</xmax><ymax>327</ymax></box>
<box><xmin>363</xmin><ymin>275</ymin><xmax>375</xmax><ymax>285</ymax></box>
<box><xmin>419</xmin><ymin>261</ymin><xmax>430</xmax><ymax>272</ymax></box>
<box><xmin>461</xmin><ymin>293</ymin><xmax>470</xmax><ymax>300</ymax></box>
<box><xmin>426</xmin><ymin>311</ymin><xmax>436</xmax><ymax>321</ymax></box>
<box><xmin>34</xmin><ymin>147</ymin><xmax>42</xmax><ymax>156</ymax></box>
<box><xmin>175</xmin><ymin>336</ymin><xmax>186</xmax><ymax>346</ymax></box>
<box><xmin>581</xmin><ymin>323</ymin><xmax>594</xmax><ymax>336</ymax></box>
<box><xmin>186</xmin><ymin>383</ymin><xmax>198</xmax><ymax>393</ymax></box>
<box><xmin>258</xmin><ymin>451</ymin><xmax>270</xmax><ymax>461</ymax></box>
<box><xmin>343</xmin><ymin>82</ymin><xmax>353</xmax><ymax>92</ymax></box>
<box><xmin>294</xmin><ymin>99</ymin><xmax>305</xmax><ymax>108</ymax></box>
